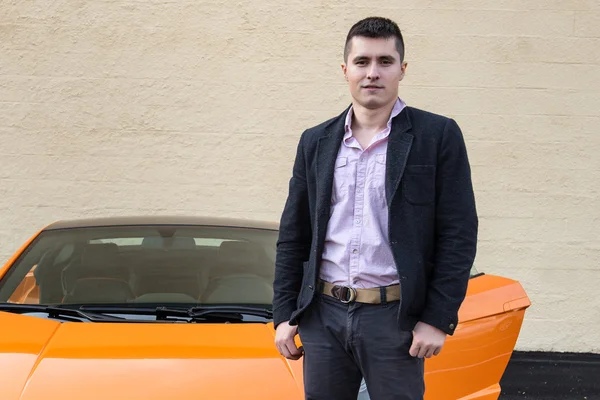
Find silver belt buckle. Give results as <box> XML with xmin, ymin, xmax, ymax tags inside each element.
<box><xmin>332</xmin><ymin>285</ymin><xmax>357</xmax><ymax>303</ymax></box>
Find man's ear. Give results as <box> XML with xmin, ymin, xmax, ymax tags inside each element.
<box><xmin>341</xmin><ymin>63</ymin><xmax>348</xmax><ymax>81</ymax></box>
<box><xmin>399</xmin><ymin>61</ymin><xmax>408</xmax><ymax>81</ymax></box>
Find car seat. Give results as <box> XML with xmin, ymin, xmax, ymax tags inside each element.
<box><xmin>201</xmin><ymin>241</ymin><xmax>273</xmax><ymax>304</ymax></box>
<box><xmin>61</xmin><ymin>243</ymin><xmax>134</xmax><ymax>303</ymax></box>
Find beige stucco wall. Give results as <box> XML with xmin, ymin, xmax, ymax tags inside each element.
<box><xmin>1</xmin><ymin>1</ymin><xmax>599</xmax><ymax>353</ymax></box>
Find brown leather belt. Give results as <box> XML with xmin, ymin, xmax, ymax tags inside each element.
<box><xmin>318</xmin><ymin>280</ymin><xmax>401</xmax><ymax>304</ymax></box>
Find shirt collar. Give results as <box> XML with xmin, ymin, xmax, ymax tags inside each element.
<box><xmin>344</xmin><ymin>97</ymin><xmax>407</xmax><ymax>137</ymax></box>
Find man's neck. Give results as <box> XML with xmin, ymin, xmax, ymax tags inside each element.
<box><xmin>351</xmin><ymin>99</ymin><xmax>397</xmax><ymax>133</ymax></box>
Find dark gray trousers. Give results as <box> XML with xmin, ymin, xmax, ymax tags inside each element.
<box><xmin>298</xmin><ymin>293</ymin><xmax>425</xmax><ymax>400</ymax></box>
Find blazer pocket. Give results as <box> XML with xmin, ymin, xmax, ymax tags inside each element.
<box><xmin>402</xmin><ymin>165</ymin><xmax>435</xmax><ymax>205</ymax></box>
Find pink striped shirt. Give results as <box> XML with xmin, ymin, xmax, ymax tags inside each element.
<box><xmin>319</xmin><ymin>97</ymin><xmax>406</xmax><ymax>288</ymax></box>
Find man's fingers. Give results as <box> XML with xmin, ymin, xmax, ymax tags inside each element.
<box><xmin>274</xmin><ymin>321</ymin><xmax>301</xmax><ymax>360</ymax></box>
<box><xmin>278</xmin><ymin>343</ymin><xmax>290</xmax><ymax>358</ymax></box>
<box><xmin>277</xmin><ymin>342</ymin><xmax>292</xmax><ymax>359</ymax></box>
<box><xmin>424</xmin><ymin>347</ymin><xmax>435</xmax><ymax>358</ymax></box>
<box><xmin>277</xmin><ymin>339</ymin><xmax>302</xmax><ymax>360</ymax></box>
<box><xmin>417</xmin><ymin>344</ymin><xmax>428</xmax><ymax>358</ymax></box>
<box><xmin>409</xmin><ymin>342</ymin><xmax>419</xmax><ymax>357</ymax></box>
<box><xmin>410</xmin><ymin>343</ymin><xmax>444</xmax><ymax>358</ymax></box>
<box><xmin>286</xmin><ymin>342</ymin><xmax>303</xmax><ymax>360</ymax></box>
<box><xmin>410</xmin><ymin>322</ymin><xmax>447</xmax><ymax>358</ymax></box>
<box><xmin>410</xmin><ymin>343</ymin><xmax>428</xmax><ymax>358</ymax></box>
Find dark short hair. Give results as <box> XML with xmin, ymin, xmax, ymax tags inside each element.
<box><xmin>344</xmin><ymin>17</ymin><xmax>405</xmax><ymax>63</ymax></box>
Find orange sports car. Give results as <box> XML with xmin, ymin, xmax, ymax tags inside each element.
<box><xmin>0</xmin><ymin>216</ymin><xmax>531</xmax><ymax>400</ymax></box>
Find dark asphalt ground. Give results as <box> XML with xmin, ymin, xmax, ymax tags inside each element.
<box><xmin>500</xmin><ymin>395</ymin><xmax>595</xmax><ymax>400</ymax></box>
<box><xmin>501</xmin><ymin>395</ymin><xmax>595</xmax><ymax>400</ymax></box>
<box><xmin>498</xmin><ymin>351</ymin><xmax>600</xmax><ymax>400</ymax></box>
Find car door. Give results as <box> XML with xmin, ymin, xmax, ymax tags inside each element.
<box><xmin>420</xmin><ymin>269</ymin><xmax>531</xmax><ymax>400</ymax></box>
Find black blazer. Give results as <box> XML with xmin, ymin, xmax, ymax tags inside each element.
<box><xmin>273</xmin><ymin>105</ymin><xmax>478</xmax><ymax>335</ymax></box>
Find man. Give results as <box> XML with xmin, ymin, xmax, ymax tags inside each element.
<box><xmin>273</xmin><ymin>16</ymin><xmax>478</xmax><ymax>400</ymax></box>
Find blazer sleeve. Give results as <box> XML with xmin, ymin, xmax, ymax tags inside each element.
<box><xmin>272</xmin><ymin>131</ymin><xmax>312</xmax><ymax>328</ymax></box>
<box><xmin>419</xmin><ymin>118</ymin><xmax>479</xmax><ymax>335</ymax></box>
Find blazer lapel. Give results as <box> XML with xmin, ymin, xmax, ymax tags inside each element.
<box><xmin>385</xmin><ymin>107</ymin><xmax>413</xmax><ymax>206</ymax></box>
<box><xmin>315</xmin><ymin>108</ymin><xmax>348</xmax><ymax>249</ymax></box>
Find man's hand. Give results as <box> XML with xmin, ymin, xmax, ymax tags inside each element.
<box><xmin>275</xmin><ymin>321</ymin><xmax>303</xmax><ymax>360</ymax></box>
<box><xmin>409</xmin><ymin>321</ymin><xmax>447</xmax><ymax>358</ymax></box>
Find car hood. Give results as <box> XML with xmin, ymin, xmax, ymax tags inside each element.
<box><xmin>0</xmin><ymin>311</ymin><xmax>304</xmax><ymax>400</ymax></box>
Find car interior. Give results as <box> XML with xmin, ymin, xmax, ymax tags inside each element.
<box><xmin>30</xmin><ymin>234</ymin><xmax>275</xmax><ymax>306</ymax></box>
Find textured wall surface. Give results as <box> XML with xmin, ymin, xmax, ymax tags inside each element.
<box><xmin>1</xmin><ymin>0</ymin><xmax>599</xmax><ymax>352</ymax></box>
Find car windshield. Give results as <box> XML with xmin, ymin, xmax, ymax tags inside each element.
<box><xmin>0</xmin><ymin>225</ymin><xmax>277</xmax><ymax>309</ymax></box>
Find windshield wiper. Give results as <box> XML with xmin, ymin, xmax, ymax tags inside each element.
<box><xmin>75</xmin><ymin>304</ymin><xmax>272</xmax><ymax>322</ymax></box>
<box><xmin>187</xmin><ymin>305</ymin><xmax>273</xmax><ymax>319</ymax></box>
<box><xmin>152</xmin><ymin>305</ymin><xmax>273</xmax><ymax>322</ymax></box>
<box><xmin>0</xmin><ymin>303</ymin><xmax>126</xmax><ymax>322</ymax></box>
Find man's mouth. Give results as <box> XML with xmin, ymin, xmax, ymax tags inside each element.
<box><xmin>363</xmin><ymin>85</ymin><xmax>383</xmax><ymax>89</ymax></box>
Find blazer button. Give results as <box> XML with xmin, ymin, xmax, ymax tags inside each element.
<box><xmin>308</xmin><ymin>285</ymin><xmax>313</xmax><ymax>290</ymax></box>
<box><xmin>449</xmin><ymin>323</ymin><xmax>455</xmax><ymax>330</ymax></box>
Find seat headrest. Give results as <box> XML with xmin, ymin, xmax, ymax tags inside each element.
<box><xmin>81</xmin><ymin>243</ymin><xmax>119</xmax><ymax>267</ymax></box>
<box><xmin>202</xmin><ymin>274</ymin><xmax>273</xmax><ymax>304</ymax></box>
<box><xmin>73</xmin><ymin>243</ymin><xmax>126</xmax><ymax>280</ymax></box>
<box><xmin>218</xmin><ymin>241</ymin><xmax>262</xmax><ymax>265</ymax></box>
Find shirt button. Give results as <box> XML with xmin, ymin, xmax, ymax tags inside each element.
<box><xmin>352</xmin><ymin>249</ymin><xmax>358</xmax><ymax>254</ymax></box>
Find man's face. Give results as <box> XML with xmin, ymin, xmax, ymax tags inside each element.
<box><xmin>342</xmin><ymin>36</ymin><xmax>407</xmax><ymax>110</ymax></box>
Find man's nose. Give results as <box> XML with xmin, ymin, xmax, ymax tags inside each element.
<box><xmin>367</xmin><ymin>64</ymin><xmax>380</xmax><ymax>79</ymax></box>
